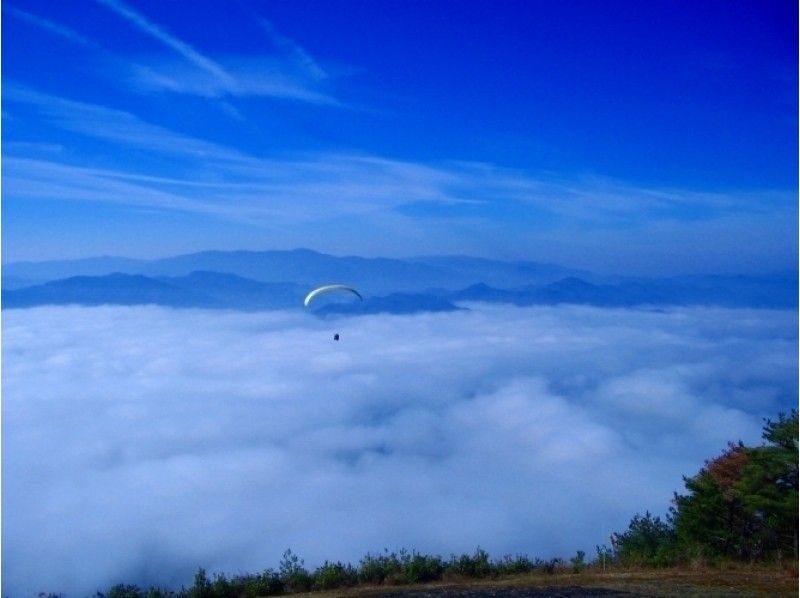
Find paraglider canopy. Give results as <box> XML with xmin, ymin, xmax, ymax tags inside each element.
<box><xmin>303</xmin><ymin>284</ymin><xmax>363</xmax><ymax>307</ymax></box>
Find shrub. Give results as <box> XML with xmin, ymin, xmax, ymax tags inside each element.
<box><xmin>312</xmin><ymin>561</ymin><xmax>358</xmax><ymax>590</ymax></box>
<box><xmin>448</xmin><ymin>548</ymin><xmax>493</xmax><ymax>578</ymax></box>
<box><xmin>97</xmin><ymin>585</ymin><xmax>174</xmax><ymax>598</ymax></box>
<box><xmin>612</xmin><ymin>511</ymin><xmax>676</xmax><ymax>567</ymax></box>
<box><xmin>103</xmin><ymin>586</ymin><xmax>143</xmax><ymax>598</ymax></box>
<box><xmin>186</xmin><ymin>569</ymin><xmax>212</xmax><ymax>598</ymax></box>
<box><xmin>279</xmin><ymin>549</ymin><xmax>312</xmax><ymax>592</ymax></box>
<box><xmin>358</xmin><ymin>550</ymin><xmax>403</xmax><ymax>584</ymax></box>
<box><xmin>569</xmin><ymin>550</ymin><xmax>586</xmax><ymax>573</ymax></box>
<box><xmin>542</xmin><ymin>558</ymin><xmax>561</xmax><ymax>574</ymax></box>
<box><xmin>495</xmin><ymin>554</ymin><xmax>536</xmax><ymax>576</ymax></box>
<box><xmin>672</xmin><ymin>410</ymin><xmax>798</xmax><ymax>562</ymax></box>
<box><xmin>235</xmin><ymin>570</ymin><xmax>283</xmax><ymax>597</ymax></box>
<box><xmin>402</xmin><ymin>552</ymin><xmax>444</xmax><ymax>583</ymax></box>
<box><xmin>594</xmin><ymin>544</ymin><xmax>614</xmax><ymax>569</ymax></box>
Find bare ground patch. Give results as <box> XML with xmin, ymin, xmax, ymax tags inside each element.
<box><xmin>297</xmin><ymin>566</ymin><xmax>797</xmax><ymax>598</ymax></box>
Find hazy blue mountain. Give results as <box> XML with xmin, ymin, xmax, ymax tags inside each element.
<box><xmin>2</xmin><ymin>273</ymin><xmax>218</xmax><ymax>309</ymax></box>
<box><xmin>3</xmin><ymin>269</ymin><xmax>796</xmax><ymax>312</ymax></box>
<box><xmin>653</xmin><ymin>272</ymin><xmax>799</xmax><ymax>308</ymax></box>
<box><xmin>441</xmin><ymin>278</ymin><xmax>638</xmax><ymax>307</ymax></box>
<box><xmin>442</xmin><ymin>272</ymin><xmax>798</xmax><ymax>309</ymax></box>
<box><xmin>2</xmin><ymin>272</ymin><xmax>461</xmax><ymax>315</ymax></box>
<box><xmin>447</xmin><ymin>283</ymin><xmax>518</xmax><ymax>303</ymax></box>
<box><xmin>157</xmin><ymin>272</ymin><xmax>305</xmax><ymax>310</ymax></box>
<box><xmin>314</xmin><ymin>293</ymin><xmax>462</xmax><ymax>317</ymax></box>
<box><xmin>3</xmin><ymin>249</ymin><xmax>586</xmax><ymax>294</ymax></box>
<box><xmin>3</xmin><ymin>250</ymin><xmax>796</xmax><ymax>311</ymax></box>
<box><xmin>2</xmin><ymin>272</ymin><xmax>307</xmax><ymax>310</ymax></box>
<box><xmin>409</xmin><ymin>255</ymin><xmax>594</xmax><ymax>286</ymax></box>
<box><xmin>2</xmin><ymin>276</ymin><xmax>44</xmax><ymax>290</ymax></box>
<box><xmin>140</xmin><ymin>249</ymin><xmax>458</xmax><ymax>294</ymax></box>
<box><xmin>2</xmin><ymin>256</ymin><xmax>148</xmax><ymax>281</ymax></box>
<box><xmin>527</xmin><ymin>277</ymin><xmax>638</xmax><ymax>306</ymax></box>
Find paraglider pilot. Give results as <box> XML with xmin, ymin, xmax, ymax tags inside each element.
<box><xmin>303</xmin><ymin>285</ymin><xmax>362</xmax><ymax>344</ymax></box>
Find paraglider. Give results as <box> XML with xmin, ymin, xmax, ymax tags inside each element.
<box><xmin>303</xmin><ymin>284</ymin><xmax>363</xmax><ymax>307</ymax></box>
<box><xmin>304</xmin><ymin>284</ymin><xmax>363</xmax><ymax>341</ymax></box>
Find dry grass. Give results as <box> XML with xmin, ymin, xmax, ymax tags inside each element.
<box><xmin>295</xmin><ymin>564</ymin><xmax>798</xmax><ymax>598</ymax></box>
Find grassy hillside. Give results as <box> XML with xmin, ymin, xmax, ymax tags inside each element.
<box><xmin>299</xmin><ymin>565</ymin><xmax>797</xmax><ymax>597</ymax></box>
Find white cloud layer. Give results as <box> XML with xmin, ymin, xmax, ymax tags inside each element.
<box><xmin>2</xmin><ymin>304</ymin><xmax>797</xmax><ymax>596</ymax></box>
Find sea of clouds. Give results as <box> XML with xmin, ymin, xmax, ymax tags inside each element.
<box><xmin>2</xmin><ymin>303</ymin><xmax>797</xmax><ymax>596</ymax></box>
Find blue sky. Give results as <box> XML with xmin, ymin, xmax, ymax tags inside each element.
<box><xmin>2</xmin><ymin>0</ymin><xmax>797</xmax><ymax>273</ymax></box>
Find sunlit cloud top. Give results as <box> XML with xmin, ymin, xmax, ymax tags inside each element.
<box><xmin>3</xmin><ymin>304</ymin><xmax>796</xmax><ymax>596</ymax></box>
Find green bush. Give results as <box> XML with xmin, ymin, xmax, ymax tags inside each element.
<box><xmin>594</xmin><ymin>544</ymin><xmax>614</xmax><ymax>568</ymax></box>
<box><xmin>672</xmin><ymin>410</ymin><xmax>798</xmax><ymax>562</ymax></box>
<box><xmin>279</xmin><ymin>549</ymin><xmax>312</xmax><ymax>592</ymax></box>
<box><xmin>242</xmin><ymin>570</ymin><xmax>283</xmax><ymax>597</ymax></box>
<box><xmin>187</xmin><ymin>569</ymin><xmax>212</xmax><ymax>598</ymax></box>
<box><xmin>358</xmin><ymin>550</ymin><xmax>403</xmax><ymax>584</ymax></box>
<box><xmin>97</xmin><ymin>586</ymin><xmax>173</xmax><ymax>598</ymax></box>
<box><xmin>612</xmin><ymin>511</ymin><xmax>676</xmax><ymax>567</ymax></box>
<box><xmin>402</xmin><ymin>552</ymin><xmax>444</xmax><ymax>583</ymax></box>
<box><xmin>495</xmin><ymin>554</ymin><xmax>536</xmax><ymax>575</ymax></box>
<box><xmin>569</xmin><ymin>550</ymin><xmax>586</xmax><ymax>573</ymax></box>
<box><xmin>103</xmin><ymin>585</ymin><xmax>143</xmax><ymax>598</ymax></box>
<box><xmin>312</xmin><ymin>561</ymin><xmax>358</xmax><ymax>590</ymax></box>
<box><xmin>448</xmin><ymin>548</ymin><xmax>493</xmax><ymax>578</ymax></box>
<box><xmin>542</xmin><ymin>558</ymin><xmax>561</xmax><ymax>574</ymax></box>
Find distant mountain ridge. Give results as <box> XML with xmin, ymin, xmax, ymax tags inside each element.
<box><xmin>3</xmin><ymin>272</ymin><xmax>307</xmax><ymax>311</ymax></box>
<box><xmin>3</xmin><ymin>256</ymin><xmax>148</xmax><ymax>285</ymax></box>
<box><xmin>3</xmin><ymin>268</ymin><xmax>796</xmax><ymax>312</ymax></box>
<box><xmin>444</xmin><ymin>274</ymin><xmax>797</xmax><ymax>309</ymax></box>
<box><xmin>2</xmin><ymin>249</ymin><xmax>586</xmax><ymax>294</ymax></box>
<box><xmin>314</xmin><ymin>293</ymin><xmax>463</xmax><ymax>317</ymax></box>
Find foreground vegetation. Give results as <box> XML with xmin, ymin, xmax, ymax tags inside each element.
<box><xmin>301</xmin><ymin>564</ymin><xmax>798</xmax><ymax>598</ymax></box>
<box><xmin>611</xmin><ymin>410</ymin><xmax>797</xmax><ymax>567</ymax></box>
<box><xmin>80</xmin><ymin>410</ymin><xmax>796</xmax><ymax>597</ymax></box>
<box><xmin>90</xmin><ymin>553</ymin><xmax>797</xmax><ymax>598</ymax></box>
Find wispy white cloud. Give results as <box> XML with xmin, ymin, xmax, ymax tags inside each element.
<box><xmin>2</xmin><ymin>141</ymin><xmax>65</xmax><ymax>154</ymax></box>
<box><xmin>126</xmin><ymin>56</ymin><xmax>341</xmax><ymax>104</ymax></box>
<box><xmin>3</xmin><ymin>304</ymin><xmax>795</xmax><ymax>596</ymax></box>
<box><xmin>3</xmin><ymin>157</ymin><xmax>240</xmax><ymax>218</ymax></box>
<box><xmin>4</xmin><ymin>5</ymin><xmax>100</xmax><ymax>48</ymax></box>
<box><xmin>94</xmin><ymin>0</ymin><xmax>236</xmax><ymax>87</ymax></box>
<box><xmin>3</xmin><ymin>2</ymin><xmax>340</xmax><ymax>108</ymax></box>
<box><xmin>4</xmin><ymin>84</ymin><xmax>251</xmax><ymax>164</ymax></box>
<box><xmin>256</xmin><ymin>17</ymin><xmax>328</xmax><ymax>81</ymax></box>
<box><xmin>92</xmin><ymin>0</ymin><xmax>339</xmax><ymax>105</ymax></box>
<box><xmin>5</xmin><ymin>85</ymin><xmax>796</xmax><ymax>271</ymax></box>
